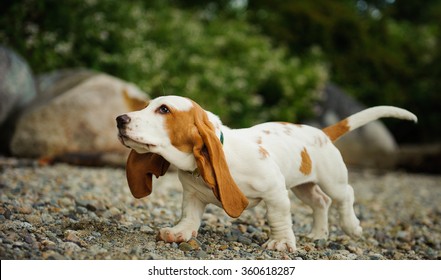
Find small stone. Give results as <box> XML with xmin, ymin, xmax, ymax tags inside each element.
<box><xmin>62</xmin><ymin>241</ymin><xmax>82</xmax><ymax>255</ymax></box>
<box><xmin>42</xmin><ymin>250</ymin><xmax>67</xmax><ymax>260</ymax></box>
<box><xmin>40</xmin><ymin>239</ymin><xmax>57</xmax><ymax>250</ymax></box>
<box><xmin>238</xmin><ymin>224</ymin><xmax>248</xmax><ymax>233</ymax></box>
<box><xmin>225</xmin><ymin>229</ymin><xmax>241</xmax><ymax>242</ymax></box>
<box><xmin>102</xmin><ymin>207</ymin><xmax>121</xmax><ymax>219</ymax></box>
<box><xmin>130</xmin><ymin>246</ymin><xmax>142</xmax><ymax>255</ymax></box>
<box><xmin>397</xmin><ymin>230</ymin><xmax>412</xmax><ymax>242</ymax></box>
<box><xmin>196</xmin><ymin>250</ymin><xmax>208</xmax><ymax>259</ymax></box>
<box><xmin>17</xmin><ymin>204</ymin><xmax>33</xmax><ymax>214</ymax></box>
<box><xmin>369</xmin><ymin>253</ymin><xmax>384</xmax><ymax>260</ymax></box>
<box><xmin>146</xmin><ymin>253</ymin><xmax>161</xmax><ymax>260</ymax></box>
<box><xmin>76</xmin><ymin>200</ymin><xmax>98</xmax><ymax>212</ymax></box>
<box><xmin>347</xmin><ymin>245</ymin><xmax>363</xmax><ymax>255</ymax></box>
<box><xmin>76</xmin><ymin>206</ymin><xmax>88</xmax><ymax>214</ymax></box>
<box><xmin>25</xmin><ymin>214</ymin><xmax>42</xmax><ymax>224</ymax></box>
<box><xmin>58</xmin><ymin>197</ymin><xmax>74</xmax><ymax>207</ymax></box>
<box><xmin>304</xmin><ymin>244</ymin><xmax>313</xmax><ymax>252</ymax></box>
<box><xmin>398</xmin><ymin>242</ymin><xmax>412</xmax><ymax>251</ymax></box>
<box><xmin>140</xmin><ymin>225</ymin><xmax>154</xmax><ymax>233</ymax></box>
<box><xmin>4</xmin><ymin>209</ymin><xmax>12</xmax><ymax>219</ymax></box>
<box><xmin>374</xmin><ymin>230</ymin><xmax>387</xmax><ymax>243</ymax></box>
<box><xmin>328</xmin><ymin>242</ymin><xmax>345</xmax><ymax>250</ymax></box>
<box><xmin>145</xmin><ymin>241</ymin><xmax>156</xmax><ymax>251</ymax></box>
<box><xmin>247</xmin><ymin>226</ymin><xmax>259</xmax><ymax>234</ymax></box>
<box><xmin>314</xmin><ymin>239</ymin><xmax>327</xmax><ymax>249</ymax></box>
<box><xmin>41</xmin><ymin>213</ymin><xmax>54</xmax><ymax>224</ymax></box>
<box><xmin>64</xmin><ymin>230</ymin><xmax>87</xmax><ymax>247</ymax></box>
<box><xmin>187</xmin><ymin>238</ymin><xmax>202</xmax><ymax>250</ymax></box>
<box><xmin>367</xmin><ymin>238</ymin><xmax>379</xmax><ymax>246</ymax></box>
<box><xmin>238</xmin><ymin>236</ymin><xmax>252</xmax><ymax>246</ymax></box>
<box><xmin>91</xmin><ymin>231</ymin><xmax>101</xmax><ymax>238</ymax></box>
<box><xmin>219</xmin><ymin>244</ymin><xmax>229</xmax><ymax>250</ymax></box>
<box><xmin>178</xmin><ymin>242</ymin><xmax>193</xmax><ymax>252</ymax></box>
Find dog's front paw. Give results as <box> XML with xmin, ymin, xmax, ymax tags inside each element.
<box><xmin>262</xmin><ymin>238</ymin><xmax>297</xmax><ymax>252</ymax></box>
<box><xmin>157</xmin><ymin>227</ymin><xmax>197</xmax><ymax>243</ymax></box>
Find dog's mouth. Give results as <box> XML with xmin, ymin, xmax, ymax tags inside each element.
<box><xmin>118</xmin><ymin>132</ymin><xmax>157</xmax><ymax>150</ymax></box>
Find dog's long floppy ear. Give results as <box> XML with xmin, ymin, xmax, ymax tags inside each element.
<box><xmin>126</xmin><ymin>150</ymin><xmax>170</xmax><ymax>198</ymax></box>
<box><xmin>191</xmin><ymin>103</ymin><xmax>249</xmax><ymax>218</ymax></box>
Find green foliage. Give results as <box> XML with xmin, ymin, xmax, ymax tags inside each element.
<box><xmin>243</xmin><ymin>0</ymin><xmax>440</xmax><ymax>142</ymax></box>
<box><xmin>0</xmin><ymin>0</ymin><xmax>327</xmax><ymax>128</ymax></box>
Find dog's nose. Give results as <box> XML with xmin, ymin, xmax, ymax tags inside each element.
<box><xmin>116</xmin><ymin>114</ymin><xmax>131</xmax><ymax>129</ymax></box>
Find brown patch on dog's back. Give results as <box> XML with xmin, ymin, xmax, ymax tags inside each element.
<box><xmin>258</xmin><ymin>146</ymin><xmax>270</xmax><ymax>159</ymax></box>
<box><xmin>299</xmin><ymin>148</ymin><xmax>312</xmax><ymax>175</ymax></box>
<box><xmin>256</xmin><ymin>137</ymin><xmax>263</xmax><ymax>145</ymax></box>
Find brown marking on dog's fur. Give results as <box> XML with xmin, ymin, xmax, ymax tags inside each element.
<box><xmin>299</xmin><ymin>148</ymin><xmax>312</xmax><ymax>175</ymax></box>
<box><xmin>161</xmin><ymin>100</ymin><xmax>249</xmax><ymax>218</ymax></box>
<box><xmin>256</xmin><ymin>137</ymin><xmax>263</xmax><ymax>145</ymax></box>
<box><xmin>258</xmin><ymin>146</ymin><xmax>270</xmax><ymax>159</ymax></box>
<box><xmin>322</xmin><ymin>118</ymin><xmax>350</xmax><ymax>142</ymax></box>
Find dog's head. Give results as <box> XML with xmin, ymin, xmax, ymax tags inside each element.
<box><xmin>116</xmin><ymin>96</ymin><xmax>248</xmax><ymax>218</ymax></box>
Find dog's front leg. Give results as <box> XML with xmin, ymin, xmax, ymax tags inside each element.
<box><xmin>157</xmin><ymin>189</ymin><xmax>206</xmax><ymax>243</ymax></box>
<box><xmin>262</xmin><ymin>190</ymin><xmax>297</xmax><ymax>252</ymax></box>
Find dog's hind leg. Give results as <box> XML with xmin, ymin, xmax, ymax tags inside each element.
<box><xmin>292</xmin><ymin>183</ymin><xmax>331</xmax><ymax>240</ymax></box>
<box><xmin>320</xmin><ymin>182</ymin><xmax>362</xmax><ymax>239</ymax></box>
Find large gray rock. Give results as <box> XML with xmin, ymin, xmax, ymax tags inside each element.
<box><xmin>311</xmin><ymin>83</ymin><xmax>399</xmax><ymax>168</ymax></box>
<box><xmin>10</xmin><ymin>73</ymin><xmax>148</xmax><ymax>166</ymax></box>
<box><xmin>0</xmin><ymin>46</ymin><xmax>37</xmax><ymax>153</ymax></box>
<box><xmin>0</xmin><ymin>45</ymin><xmax>36</xmax><ymax>125</ymax></box>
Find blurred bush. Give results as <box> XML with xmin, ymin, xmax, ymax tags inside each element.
<box><xmin>175</xmin><ymin>0</ymin><xmax>440</xmax><ymax>143</ymax></box>
<box><xmin>244</xmin><ymin>0</ymin><xmax>440</xmax><ymax>143</ymax></box>
<box><xmin>0</xmin><ymin>0</ymin><xmax>327</xmax><ymax>128</ymax></box>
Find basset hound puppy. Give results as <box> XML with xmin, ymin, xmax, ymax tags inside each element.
<box><xmin>116</xmin><ymin>96</ymin><xmax>417</xmax><ymax>252</ymax></box>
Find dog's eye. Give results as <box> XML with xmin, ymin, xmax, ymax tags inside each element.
<box><xmin>157</xmin><ymin>105</ymin><xmax>170</xmax><ymax>114</ymax></box>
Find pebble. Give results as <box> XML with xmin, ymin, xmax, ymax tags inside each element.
<box><xmin>369</xmin><ymin>253</ymin><xmax>384</xmax><ymax>260</ymax></box>
<box><xmin>314</xmin><ymin>239</ymin><xmax>327</xmax><ymax>249</ymax></box>
<box><xmin>4</xmin><ymin>209</ymin><xmax>12</xmax><ymax>219</ymax></box>
<box><xmin>64</xmin><ymin>230</ymin><xmax>87</xmax><ymax>247</ymax></box>
<box><xmin>17</xmin><ymin>204</ymin><xmax>33</xmax><ymax>214</ymax></box>
<box><xmin>76</xmin><ymin>206</ymin><xmax>88</xmax><ymax>215</ymax></box>
<box><xmin>58</xmin><ymin>197</ymin><xmax>74</xmax><ymax>208</ymax></box>
<box><xmin>196</xmin><ymin>250</ymin><xmax>208</xmax><ymax>259</ymax></box>
<box><xmin>178</xmin><ymin>242</ymin><xmax>193</xmax><ymax>252</ymax></box>
<box><xmin>1</xmin><ymin>158</ymin><xmax>440</xmax><ymax>260</ymax></box>
<box><xmin>238</xmin><ymin>236</ymin><xmax>252</xmax><ymax>246</ymax></box>
<box><xmin>187</xmin><ymin>238</ymin><xmax>202</xmax><ymax>250</ymax></box>
<box><xmin>140</xmin><ymin>225</ymin><xmax>154</xmax><ymax>233</ymax></box>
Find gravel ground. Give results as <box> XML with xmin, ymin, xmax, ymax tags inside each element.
<box><xmin>1</xmin><ymin>156</ymin><xmax>440</xmax><ymax>260</ymax></box>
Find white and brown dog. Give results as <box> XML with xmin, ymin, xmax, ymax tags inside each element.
<box><xmin>116</xmin><ymin>95</ymin><xmax>416</xmax><ymax>252</ymax></box>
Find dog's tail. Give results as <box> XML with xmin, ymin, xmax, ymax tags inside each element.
<box><xmin>322</xmin><ymin>106</ymin><xmax>417</xmax><ymax>142</ymax></box>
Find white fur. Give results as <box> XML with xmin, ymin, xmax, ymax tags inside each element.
<box><xmin>119</xmin><ymin>96</ymin><xmax>416</xmax><ymax>252</ymax></box>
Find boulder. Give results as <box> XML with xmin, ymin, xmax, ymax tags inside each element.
<box><xmin>10</xmin><ymin>73</ymin><xmax>148</xmax><ymax>166</ymax></box>
<box><xmin>35</xmin><ymin>68</ymin><xmax>97</xmax><ymax>104</ymax></box>
<box><xmin>0</xmin><ymin>46</ymin><xmax>37</xmax><ymax>153</ymax></box>
<box><xmin>311</xmin><ymin>83</ymin><xmax>399</xmax><ymax>168</ymax></box>
<box><xmin>0</xmin><ymin>45</ymin><xmax>36</xmax><ymax>125</ymax></box>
